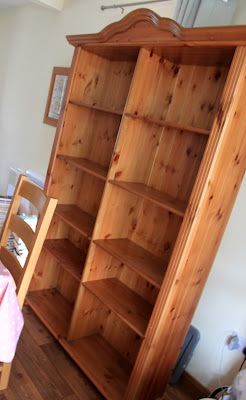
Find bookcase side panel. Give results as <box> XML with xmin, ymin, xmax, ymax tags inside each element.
<box><xmin>124</xmin><ymin>46</ymin><xmax>246</xmax><ymax>400</ymax></box>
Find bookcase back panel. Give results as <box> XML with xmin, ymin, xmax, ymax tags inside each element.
<box><xmin>103</xmin><ymin>310</ymin><xmax>141</xmax><ymax>365</ymax></box>
<box><xmin>126</xmin><ymin>48</ymin><xmax>229</xmax><ymax>130</ymax></box>
<box><xmin>85</xmin><ymin>244</ymin><xmax>123</xmax><ymax>281</ymax></box>
<box><xmin>48</xmin><ymin>158</ymin><xmax>104</xmax><ymax>217</ymax></box>
<box><xmin>57</xmin><ymin>268</ymin><xmax>79</xmax><ymax>305</ymax></box>
<box><xmin>71</xmin><ymin>289</ymin><xmax>141</xmax><ymax>365</ymax></box>
<box><xmin>83</xmin><ymin>244</ymin><xmax>158</xmax><ymax>306</ymax></box>
<box><xmin>45</xmin><ymin>214</ymin><xmax>89</xmax><ymax>254</ymax></box>
<box><xmin>76</xmin><ymin>173</ymin><xmax>105</xmax><ymax>218</ymax></box>
<box><xmin>110</xmin><ymin>117</ymin><xmax>207</xmax><ymax>203</ymax></box>
<box><xmin>93</xmin><ymin>186</ymin><xmax>141</xmax><ymax>240</ymax></box>
<box><xmin>93</xmin><ymin>185</ymin><xmax>182</xmax><ymax>260</ymax></box>
<box><xmin>70</xmin><ymin>289</ymin><xmax>108</xmax><ymax>338</ymax></box>
<box><xmin>48</xmin><ymin>157</ymin><xmax>82</xmax><ymax>203</ymax></box>
<box><xmin>119</xmin><ymin>265</ymin><xmax>159</xmax><ymax>306</ymax></box>
<box><xmin>166</xmin><ymin>63</ymin><xmax>228</xmax><ymax>130</ymax></box>
<box><xmin>68</xmin><ymin>229</ymin><xmax>90</xmax><ymax>254</ymax></box>
<box><xmin>58</xmin><ymin>104</ymin><xmax>121</xmax><ymax>168</ymax></box>
<box><xmin>152</xmin><ymin>46</ymin><xmax>235</xmax><ymax>66</ymax></box>
<box><xmin>110</xmin><ymin>117</ymin><xmax>162</xmax><ymax>183</ymax></box>
<box><xmin>149</xmin><ymin>127</ymin><xmax>207</xmax><ymax>202</ymax></box>
<box><xmin>130</xmin><ymin>199</ymin><xmax>182</xmax><ymax>259</ymax></box>
<box><xmin>71</xmin><ymin>49</ymin><xmax>138</xmax><ymax>113</ymax></box>
<box><xmin>46</xmin><ymin>214</ymin><xmax>69</xmax><ymax>239</ymax></box>
<box><xmin>30</xmin><ymin>248</ymin><xmax>60</xmax><ymax>290</ymax></box>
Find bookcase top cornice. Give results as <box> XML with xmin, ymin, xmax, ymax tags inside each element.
<box><xmin>67</xmin><ymin>8</ymin><xmax>246</xmax><ymax>48</ymax></box>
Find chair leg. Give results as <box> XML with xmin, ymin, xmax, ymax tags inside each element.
<box><xmin>0</xmin><ymin>362</ymin><xmax>12</xmax><ymax>390</ymax></box>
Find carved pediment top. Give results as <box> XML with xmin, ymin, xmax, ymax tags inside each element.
<box><xmin>67</xmin><ymin>9</ymin><xmax>183</xmax><ymax>46</ymax></box>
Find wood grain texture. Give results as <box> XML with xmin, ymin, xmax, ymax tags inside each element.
<box><xmin>124</xmin><ymin>46</ymin><xmax>246</xmax><ymax>400</ymax></box>
<box><xmin>57</xmin><ymin>155</ymin><xmax>107</xmax><ymax>181</ymax></box>
<box><xmin>94</xmin><ymin>238</ymin><xmax>165</xmax><ymax>288</ymax></box>
<box><xmin>109</xmin><ymin>180</ymin><xmax>186</xmax><ymax>217</ymax></box>
<box><xmin>29</xmin><ymin>248</ymin><xmax>61</xmax><ymax>292</ymax></box>
<box><xmin>44</xmin><ymin>239</ymin><xmax>86</xmax><ymax>282</ymax></box>
<box><xmin>19</xmin><ymin>180</ymin><xmax>47</xmax><ymax>213</ymax></box>
<box><xmin>126</xmin><ymin>48</ymin><xmax>228</xmax><ymax>130</ymax></box>
<box><xmin>71</xmin><ymin>48</ymin><xmax>136</xmax><ymax>114</ymax></box>
<box><xmin>57</xmin><ymin>269</ymin><xmax>79</xmax><ymax>305</ymax></box>
<box><xmin>84</xmin><ymin>278</ymin><xmax>153</xmax><ymax>337</ymax></box>
<box><xmin>9</xmin><ymin>214</ymin><xmax>34</xmax><ymax>250</ymax></box>
<box><xmin>26</xmin><ymin>289</ymin><xmax>72</xmax><ymax>339</ymax></box>
<box><xmin>69</xmin><ymin>99</ymin><xmax>123</xmax><ymax>116</ymax></box>
<box><xmin>125</xmin><ymin>112</ymin><xmax>210</xmax><ymax>135</ymax></box>
<box><xmin>57</xmin><ymin>102</ymin><xmax>120</xmax><ymax>167</ymax></box>
<box><xmin>55</xmin><ymin>204</ymin><xmax>95</xmax><ymax>239</ymax></box>
<box><xmin>62</xmin><ymin>334</ymin><xmax>132</xmax><ymax>400</ymax></box>
<box><xmin>108</xmin><ymin>115</ymin><xmax>208</xmax><ymax>207</ymax></box>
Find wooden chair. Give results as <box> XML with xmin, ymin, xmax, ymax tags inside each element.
<box><xmin>0</xmin><ymin>175</ymin><xmax>57</xmax><ymax>390</ymax></box>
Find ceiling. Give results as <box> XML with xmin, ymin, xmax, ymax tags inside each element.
<box><xmin>0</xmin><ymin>0</ymin><xmax>64</xmax><ymax>9</ymax></box>
<box><xmin>0</xmin><ymin>0</ymin><xmax>29</xmax><ymax>7</ymax></box>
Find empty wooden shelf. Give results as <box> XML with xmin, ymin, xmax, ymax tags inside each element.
<box><xmin>61</xmin><ymin>334</ymin><xmax>132</xmax><ymax>400</ymax></box>
<box><xmin>125</xmin><ymin>112</ymin><xmax>211</xmax><ymax>136</ymax></box>
<box><xmin>29</xmin><ymin>10</ymin><xmax>246</xmax><ymax>400</ymax></box>
<box><xmin>69</xmin><ymin>100</ymin><xmax>123</xmax><ymax>116</ymax></box>
<box><xmin>109</xmin><ymin>180</ymin><xmax>187</xmax><ymax>217</ymax></box>
<box><xmin>26</xmin><ymin>289</ymin><xmax>73</xmax><ymax>339</ymax></box>
<box><xmin>44</xmin><ymin>239</ymin><xmax>85</xmax><ymax>281</ymax></box>
<box><xmin>84</xmin><ymin>278</ymin><xmax>153</xmax><ymax>337</ymax></box>
<box><xmin>94</xmin><ymin>238</ymin><xmax>165</xmax><ymax>288</ymax></box>
<box><xmin>55</xmin><ymin>204</ymin><xmax>95</xmax><ymax>239</ymax></box>
<box><xmin>57</xmin><ymin>155</ymin><xmax>108</xmax><ymax>181</ymax></box>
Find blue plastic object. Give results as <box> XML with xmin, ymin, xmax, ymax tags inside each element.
<box><xmin>169</xmin><ymin>325</ymin><xmax>200</xmax><ymax>384</ymax></box>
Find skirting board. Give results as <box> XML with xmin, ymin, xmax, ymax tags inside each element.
<box><xmin>179</xmin><ymin>372</ymin><xmax>210</xmax><ymax>398</ymax></box>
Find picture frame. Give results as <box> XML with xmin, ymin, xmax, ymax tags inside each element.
<box><xmin>43</xmin><ymin>66</ymin><xmax>70</xmax><ymax>127</ymax></box>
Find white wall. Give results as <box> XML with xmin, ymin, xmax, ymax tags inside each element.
<box><xmin>0</xmin><ymin>0</ymin><xmax>176</xmax><ymax>194</ymax></box>
<box><xmin>194</xmin><ymin>0</ymin><xmax>237</xmax><ymax>27</ymax></box>
<box><xmin>0</xmin><ymin>0</ymin><xmax>245</xmax><ymax>392</ymax></box>
<box><xmin>187</xmin><ymin>180</ymin><xmax>246</xmax><ymax>389</ymax></box>
<box><xmin>232</xmin><ymin>0</ymin><xmax>246</xmax><ymax>25</ymax></box>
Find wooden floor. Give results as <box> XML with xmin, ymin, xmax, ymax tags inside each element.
<box><xmin>0</xmin><ymin>307</ymin><xmax>198</xmax><ymax>400</ymax></box>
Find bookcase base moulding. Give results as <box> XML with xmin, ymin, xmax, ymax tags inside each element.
<box><xmin>26</xmin><ymin>10</ymin><xmax>246</xmax><ymax>400</ymax></box>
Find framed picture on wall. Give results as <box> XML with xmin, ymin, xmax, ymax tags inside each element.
<box><xmin>43</xmin><ymin>66</ymin><xmax>70</xmax><ymax>127</ymax></box>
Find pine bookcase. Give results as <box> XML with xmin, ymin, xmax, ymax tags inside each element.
<box><xmin>26</xmin><ymin>10</ymin><xmax>246</xmax><ymax>400</ymax></box>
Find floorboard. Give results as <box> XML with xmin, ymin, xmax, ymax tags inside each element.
<box><xmin>0</xmin><ymin>306</ymin><xmax>199</xmax><ymax>400</ymax></box>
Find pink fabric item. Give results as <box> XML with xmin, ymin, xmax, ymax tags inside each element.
<box><xmin>0</xmin><ymin>260</ymin><xmax>24</xmax><ymax>363</ymax></box>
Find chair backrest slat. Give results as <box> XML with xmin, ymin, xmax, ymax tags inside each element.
<box><xmin>19</xmin><ymin>180</ymin><xmax>47</xmax><ymax>213</ymax></box>
<box><xmin>0</xmin><ymin>247</ymin><xmax>22</xmax><ymax>287</ymax></box>
<box><xmin>9</xmin><ymin>215</ymin><xmax>34</xmax><ymax>251</ymax></box>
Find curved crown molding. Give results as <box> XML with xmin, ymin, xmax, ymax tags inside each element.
<box><xmin>67</xmin><ymin>9</ymin><xmax>183</xmax><ymax>47</ymax></box>
<box><xmin>67</xmin><ymin>8</ymin><xmax>246</xmax><ymax>47</ymax></box>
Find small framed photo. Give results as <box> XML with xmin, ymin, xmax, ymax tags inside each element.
<box><xmin>44</xmin><ymin>66</ymin><xmax>70</xmax><ymax>127</ymax></box>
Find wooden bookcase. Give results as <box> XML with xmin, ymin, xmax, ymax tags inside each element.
<box><xmin>26</xmin><ymin>10</ymin><xmax>246</xmax><ymax>400</ymax></box>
